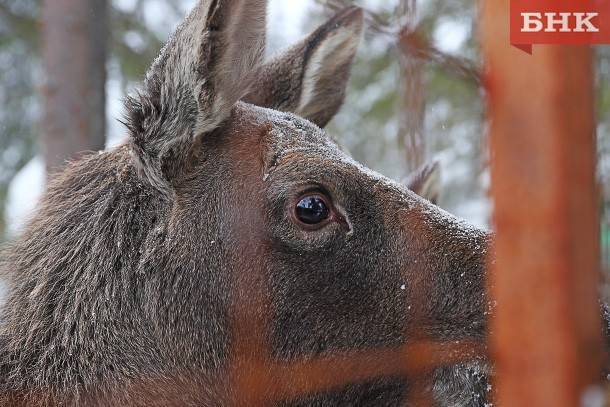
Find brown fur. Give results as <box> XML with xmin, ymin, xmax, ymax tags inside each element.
<box><xmin>243</xmin><ymin>7</ymin><xmax>363</xmax><ymax>128</ymax></box>
<box><xmin>0</xmin><ymin>1</ymin><xmax>495</xmax><ymax>405</ymax></box>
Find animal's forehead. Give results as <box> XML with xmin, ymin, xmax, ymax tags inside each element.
<box><xmin>238</xmin><ymin>102</ymin><xmax>346</xmax><ymax>167</ymax></box>
<box><xmin>237</xmin><ymin>102</ymin><xmax>407</xmax><ymax>195</ymax></box>
<box><xmin>261</xmin><ymin>107</ymin><xmax>339</xmax><ymax>156</ymax></box>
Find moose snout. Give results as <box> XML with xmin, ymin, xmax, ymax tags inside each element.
<box><xmin>397</xmin><ymin>202</ymin><xmax>491</xmax><ymax>343</ymax></box>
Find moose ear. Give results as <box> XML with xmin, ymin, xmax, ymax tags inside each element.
<box><xmin>242</xmin><ymin>7</ymin><xmax>363</xmax><ymax>128</ymax></box>
<box><xmin>405</xmin><ymin>161</ymin><xmax>441</xmax><ymax>204</ymax></box>
<box><xmin>124</xmin><ymin>0</ymin><xmax>266</xmax><ymax>192</ymax></box>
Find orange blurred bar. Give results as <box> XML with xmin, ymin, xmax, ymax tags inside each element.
<box><xmin>481</xmin><ymin>2</ymin><xmax>603</xmax><ymax>406</ymax></box>
<box><xmin>232</xmin><ymin>339</ymin><xmax>485</xmax><ymax>404</ymax></box>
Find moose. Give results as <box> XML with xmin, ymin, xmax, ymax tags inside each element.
<box><xmin>1</xmin><ymin>0</ymin><xmax>603</xmax><ymax>405</ymax></box>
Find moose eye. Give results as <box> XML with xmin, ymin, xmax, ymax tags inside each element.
<box><xmin>295</xmin><ymin>195</ymin><xmax>330</xmax><ymax>225</ymax></box>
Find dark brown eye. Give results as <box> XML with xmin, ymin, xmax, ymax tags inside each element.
<box><xmin>295</xmin><ymin>195</ymin><xmax>330</xmax><ymax>225</ymax></box>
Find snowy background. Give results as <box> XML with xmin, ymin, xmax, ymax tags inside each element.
<box><xmin>1</xmin><ymin>0</ymin><xmax>496</xmax><ymax>241</ymax></box>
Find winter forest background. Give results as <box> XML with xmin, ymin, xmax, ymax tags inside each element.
<box><xmin>1</xmin><ymin>0</ymin><xmax>610</xmax><ymax>278</ymax></box>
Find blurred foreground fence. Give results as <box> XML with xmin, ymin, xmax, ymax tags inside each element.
<box><xmin>6</xmin><ymin>0</ymin><xmax>602</xmax><ymax>405</ymax></box>
<box><xmin>223</xmin><ymin>1</ymin><xmax>605</xmax><ymax>406</ymax></box>
<box><xmin>482</xmin><ymin>1</ymin><xmax>603</xmax><ymax>406</ymax></box>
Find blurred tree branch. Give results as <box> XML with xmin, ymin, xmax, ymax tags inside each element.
<box><xmin>0</xmin><ymin>0</ymin><xmax>166</xmax><ymax>239</ymax></box>
<box><xmin>110</xmin><ymin>6</ymin><xmax>164</xmax><ymax>81</ymax></box>
<box><xmin>398</xmin><ymin>28</ymin><xmax>481</xmax><ymax>87</ymax></box>
<box><xmin>316</xmin><ymin>0</ymin><xmax>481</xmax><ymax>87</ymax></box>
<box><xmin>0</xmin><ymin>3</ymin><xmax>38</xmax><ymax>47</ymax></box>
<box><xmin>0</xmin><ymin>1</ymin><xmax>165</xmax><ymax>81</ymax></box>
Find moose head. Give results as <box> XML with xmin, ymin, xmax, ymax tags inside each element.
<box><xmin>0</xmin><ymin>1</ymin><xmax>490</xmax><ymax>405</ymax></box>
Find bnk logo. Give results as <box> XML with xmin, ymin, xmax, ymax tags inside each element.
<box><xmin>510</xmin><ymin>0</ymin><xmax>610</xmax><ymax>53</ymax></box>
<box><xmin>521</xmin><ymin>13</ymin><xmax>599</xmax><ymax>33</ymax></box>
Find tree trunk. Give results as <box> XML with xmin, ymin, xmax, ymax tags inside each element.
<box><xmin>41</xmin><ymin>0</ymin><xmax>108</xmax><ymax>175</ymax></box>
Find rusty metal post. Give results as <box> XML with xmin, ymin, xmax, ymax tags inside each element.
<box><xmin>481</xmin><ymin>2</ymin><xmax>603</xmax><ymax>406</ymax></box>
<box><xmin>397</xmin><ymin>0</ymin><xmax>426</xmax><ymax>174</ymax></box>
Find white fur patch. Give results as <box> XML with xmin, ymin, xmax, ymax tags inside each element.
<box><xmin>298</xmin><ymin>28</ymin><xmax>361</xmax><ymax>115</ymax></box>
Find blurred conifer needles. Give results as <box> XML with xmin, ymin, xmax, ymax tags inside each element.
<box><xmin>317</xmin><ymin>0</ymin><xmax>481</xmax><ymax>85</ymax></box>
<box><xmin>0</xmin><ymin>0</ymin><xmax>173</xmax><ymax>239</ymax></box>
<box><xmin>0</xmin><ymin>0</ymin><xmax>609</xmax><ymax>240</ymax></box>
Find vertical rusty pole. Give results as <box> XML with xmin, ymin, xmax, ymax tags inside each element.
<box><xmin>397</xmin><ymin>0</ymin><xmax>426</xmax><ymax>174</ymax></box>
<box><xmin>398</xmin><ymin>42</ymin><xmax>426</xmax><ymax>174</ymax></box>
<box><xmin>481</xmin><ymin>2</ymin><xmax>603</xmax><ymax>406</ymax></box>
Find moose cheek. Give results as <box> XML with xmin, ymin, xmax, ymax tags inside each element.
<box><xmin>268</xmin><ymin>227</ymin><xmax>406</xmax><ymax>358</ymax></box>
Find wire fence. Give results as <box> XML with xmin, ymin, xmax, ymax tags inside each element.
<box><xmin>221</xmin><ymin>1</ymin><xmax>605</xmax><ymax>406</ymax></box>
<box><xmin>3</xmin><ymin>1</ymin><xmax>602</xmax><ymax>405</ymax></box>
